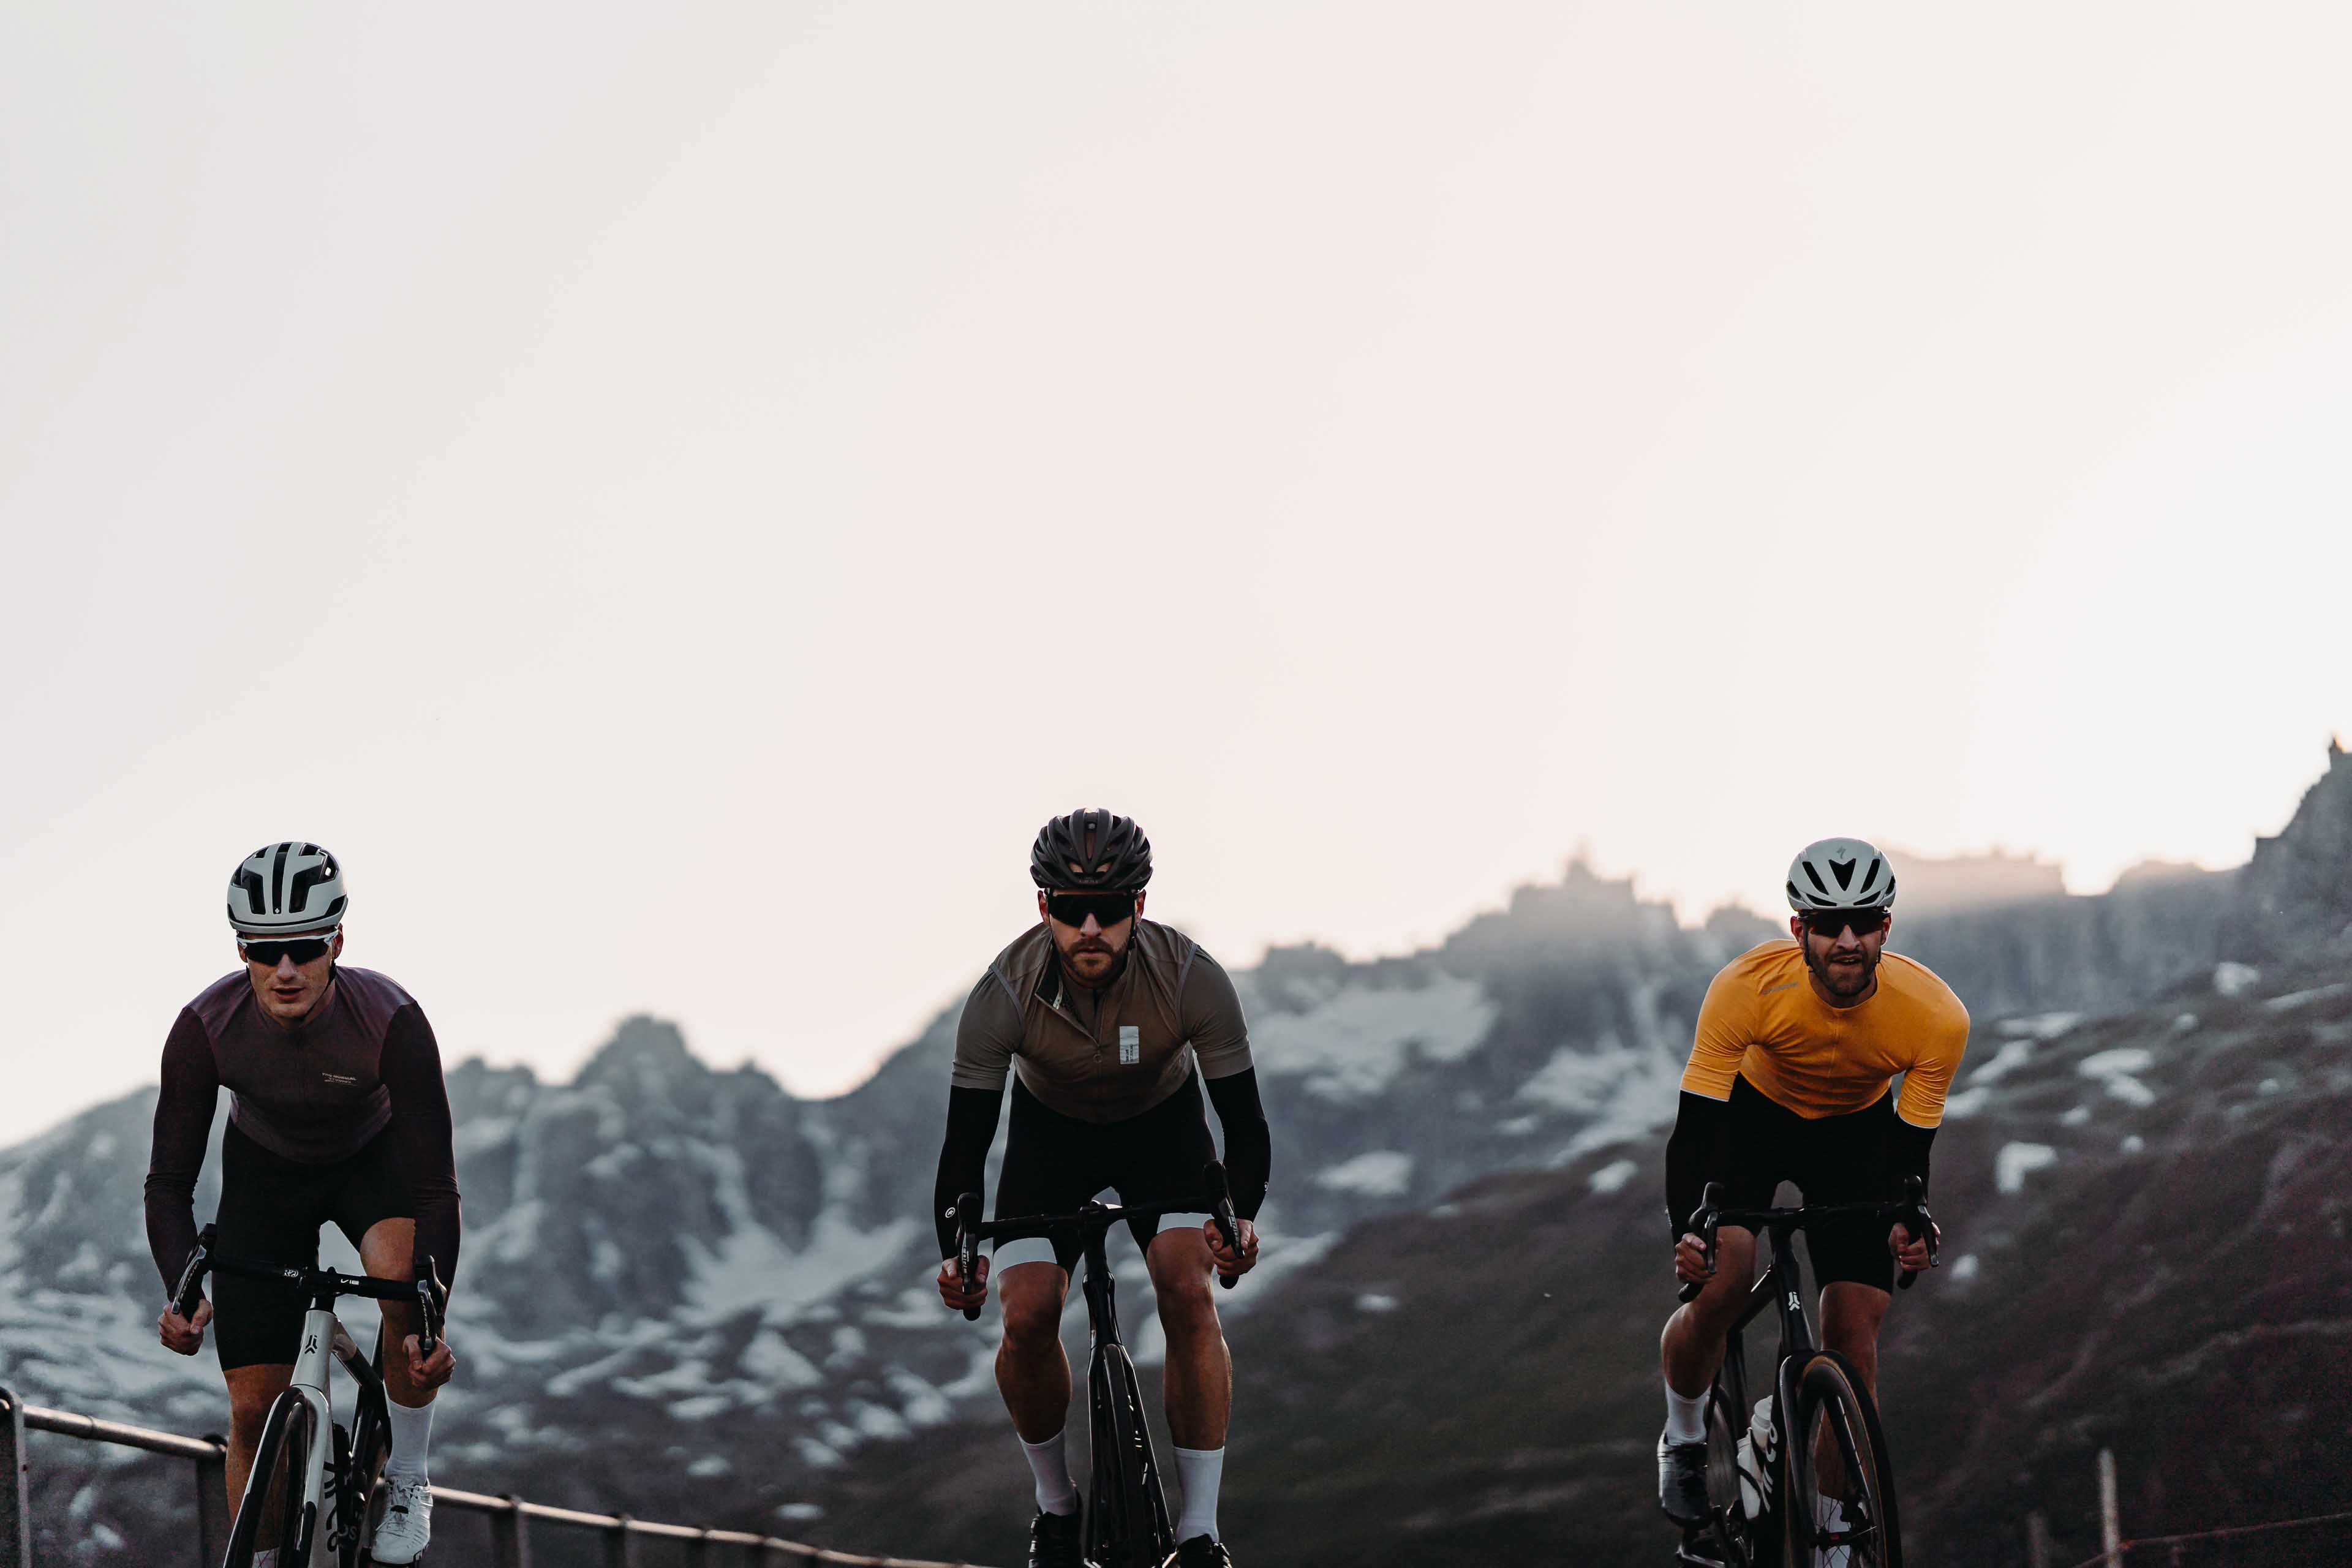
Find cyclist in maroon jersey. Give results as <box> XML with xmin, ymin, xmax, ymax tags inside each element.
<box><xmin>146</xmin><ymin>842</ymin><xmax>460</xmax><ymax>1566</ymax></box>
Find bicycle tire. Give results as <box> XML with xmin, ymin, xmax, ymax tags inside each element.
<box><xmin>1703</xmin><ymin>1338</ymin><xmax>1758</xmax><ymax>1568</ymax></box>
<box><xmin>333</xmin><ymin>1403</ymin><xmax>388</xmax><ymax>1568</ymax></box>
<box><xmin>1778</xmin><ymin>1349</ymin><xmax>1900</xmax><ymax>1568</ymax></box>
<box><xmin>223</xmin><ymin>1390</ymin><xmax>319</xmax><ymax>1568</ymax></box>
<box><xmin>1084</xmin><ymin>1340</ymin><xmax>1175</xmax><ymax>1568</ymax></box>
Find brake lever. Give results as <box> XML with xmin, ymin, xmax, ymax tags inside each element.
<box><xmin>1896</xmin><ymin>1175</ymin><xmax>1937</xmax><ymax>1292</ymax></box>
<box><xmin>954</xmin><ymin>1193</ymin><xmax>984</xmax><ymax>1321</ymax></box>
<box><xmin>169</xmin><ymin>1223</ymin><xmax>217</xmax><ymax>1320</ymax></box>
<box><xmin>1677</xmin><ymin>1183</ymin><xmax>1725</xmax><ymax>1305</ymax></box>
<box><xmin>415</xmin><ymin>1256</ymin><xmax>445</xmax><ymax>1354</ymax></box>
<box><xmin>1204</xmin><ymin>1162</ymin><xmax>1241</xmax><ymax>1291</ymax></box>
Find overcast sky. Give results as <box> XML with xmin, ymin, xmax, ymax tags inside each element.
<box><xmin>5</xmin><ymin>5</ymin><xmax>2348</xmax><ymax>1145</ymax></box>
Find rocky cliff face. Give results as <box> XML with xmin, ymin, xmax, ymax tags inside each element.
<box><xmin>2234</xmin><ymin>738</ymin><xmax>2352</xmax><ymax>960</ymax></box>
<box><xmin>6</xmin><ymin>746</ymin><xmax>2346</xmax><ymax>1565</ymax></box>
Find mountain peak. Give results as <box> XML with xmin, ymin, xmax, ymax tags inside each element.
<box><xmin>2232</xmin><ymin>740</ymin><xmax>2352</xmax><ymax>958</ymax></box>
<box><xmin>578</xmin><ymin>1014</ymin><xmax>707</xmax><ymax>1091</ymax></box>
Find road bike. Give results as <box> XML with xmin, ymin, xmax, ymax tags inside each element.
<box><xmin>171</xmin><ymin>1224</ymin><xmax>442</xmax><ymax>1567</ymax></box>
<box><xmin>953</xmin><ymin>1162</ymin><xmax>1243</xmax><ymax>1568</ymax></box>
<box><xmin>1673</xmin><ymin>1177</ymin><xmax>1934</xmax><ymax>1568</ymax></box>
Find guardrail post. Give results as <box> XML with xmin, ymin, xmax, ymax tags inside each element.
<box><xmin>195</xmin><ymin>1434</ymin><xmax>231</xmax><ymax>1567</ymax></box>
<box><xmin>684</xmin><ymin>1529</ymin><xmax>709</xmax><ymax>1566</ymax></box>
<box><xmin>605</xmin><ymin>1517</ymin><xmax>640</xmax><ymax>1567</ymax></box>
<box><xmin>490</xmin><ymin>1491</ymin><xmax>533</xmax><ymax>1568</ymax></box>
<box><xmin>1</xmin><ymin>1386</ymin><xmax>31</xmax><ymax>1568</ymax></box>
<box><xmin>2027</xmin><ymin>1509</ymin><xmax>2052</xmax><ymax>1568</ymax></box>
<box><xmin>2099</xmin><ymin>1449</ymin><xmax>2122</xmax><ymax>1568</ymax></box>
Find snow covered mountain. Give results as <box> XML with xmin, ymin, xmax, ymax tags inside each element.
<box><xmin>6</xmin><ymin>743</ymin><xmax>2344</xmax><ymax>1564</ymax></box>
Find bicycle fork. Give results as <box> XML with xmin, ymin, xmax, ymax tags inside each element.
<box><xmin>243</xmin><ymin>1306</ymin><xmax>342</xmax><ymax>1562</ymax></box>
<box><xmin>1079</xmin><ymin>1234</ymin><xmax>1174</xmax><ymax>1568</ymax></box>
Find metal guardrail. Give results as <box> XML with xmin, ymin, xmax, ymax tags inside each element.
<box><xmin>1</xmin><ymin>1385</ymin><xmax>986</xmax><ymax>1568</ymax></box>
<box><xmin>2056</xmin><ymin>1509</ymin><xmax>2352</xmax><ymax>1568</ymax></box>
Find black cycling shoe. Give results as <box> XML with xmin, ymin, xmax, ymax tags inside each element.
<box><xmin>1164</xmin><ymin>1535</ymin><xmax>1234</xmax><ymax>1567</ymax></box>
<box><xmin>1027</xmin><ymin>1508</ymin><xmax>1084</xmax><ymax>1568</ymax></box>
<box><xmin>1658</xmin><ymin>1428</ymin><xmax>1711</xmax><ymax>1524</ymax></box>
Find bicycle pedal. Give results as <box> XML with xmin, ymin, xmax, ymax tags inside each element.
<box><xmin>1675</xmin><ymin>1531</ymin><xmax>1728</xmax><ymax>1566</ymax></box>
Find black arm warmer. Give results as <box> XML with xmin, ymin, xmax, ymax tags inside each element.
<box><xmin>1889</xmin><ymin>1117</ymin><xmax>1936</xmax><ymax>1200</ymax></box>
<box><xmin>381</xmin><ymin>1004</ymin><xmax>463</xmax><ymax>1293</ymax></box>
<box><xmin>1203</xmin><ymin>1068</ymin><xmax>1271</xmax><ymax>1221</ymax></box>
<box><xmin>933</xmin><ymin>1085</ymin><xmax>1005</xmax><ymax>1259</ymax></box>
<box><xmin>1662</xmin><ymin>1091</ymin><xmax>1730</xmax><ymax>1243</ymax></box>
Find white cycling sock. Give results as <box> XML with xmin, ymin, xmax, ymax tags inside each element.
<box><xmin>1664</xmin><ymin>1379</ymin><xmax>1708</xmax><ymax>1445</ymax></box>
<box><xmin>254</xmin><ymin>1551</ymin><xmax>278</xmax><ymax>1568</ymax></box>
<box><xmin>383</xmin><ymin>1393</ymin><xmax>435</xmax><ymax>1482</ymax></box>
<box><xmin>1172</xmin><ymin>1445</ymin><xmax>1224</xmax><ymax>1542</ymax></box>
<box><xmin>1019</xmin><ymin>1428</ymin><xmax>1078</xmax><ymax>1516</ymax></box>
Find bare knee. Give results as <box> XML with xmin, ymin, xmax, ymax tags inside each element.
<box><xmin>1819</xmin><ymin>1284</ymin><xmax>1889</xmax><ymax>1365</ymax></box>
<box><xmin>1155</xmin><ymin>1272</ymin><xmax>1219</xmax><ymax>1346</ymax></box>
<box><xmin>1681</xmin><ymin>1231</ymin><xmax>1758</xmax><ymax>1336</ymax></box>
<box><xmin>1145</xmin><ymin>1232</ymin><xmax>1220</xmax><ymax>1340</ymax></box>
<box><xmin>997</xmin><ymin>1267</ymin><xmax>1068</xmax><ymax>1357</ymax></box>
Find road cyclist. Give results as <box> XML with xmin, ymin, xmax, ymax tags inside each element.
<box><xmin>148</xmin><ymin>842</ymin><xmax>462</xmax><ymax>1566</ymax></box>
<box><xmin>169</xmin><ymin>1221</ymin><xmax>444</xmax><ymax>1566</ymax></box>
<box><xmin>1655</xmin><ymin>838</ymin><xmax>1969</xmax><ymax>1564</ymax></box>
<box><xmin>951</xmin><ymin>1163</ymin><xmax>1249</xmax><ymax>1567</ymax></box>
<box><xmin>933</xmin><ymin>809</ymin><xmax>1272</xmax><ymax>1568</ymax></box>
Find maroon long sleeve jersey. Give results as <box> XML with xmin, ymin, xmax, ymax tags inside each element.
<box><xmin>143</xmin><ymin>965</ymin><xmax>462</xmax><ymax>1295</ymax></box>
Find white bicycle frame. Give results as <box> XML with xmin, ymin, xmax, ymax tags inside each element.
<box><xmin>240</xmin><ymin>1306</ymin><xmax>381</xmax><ymax>1561</ymax></box>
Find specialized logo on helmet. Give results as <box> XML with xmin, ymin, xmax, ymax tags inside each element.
<box><xmin>227</xmin><ymin>841</ymin><xmax>349</xmax><ymax>935</ymax></box>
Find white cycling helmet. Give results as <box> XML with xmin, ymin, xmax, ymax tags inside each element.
<box><xmin>1785</xmin><ymin>837</ymin><xmax>1896</xmax><ymax>913</ymax></box>
<box><xmin>227</xmin><ymin>842</ymin><xmax>348</xmax><ymax>936</ymax></box>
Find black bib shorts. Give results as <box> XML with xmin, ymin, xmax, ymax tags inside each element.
<box><xmin>211</xmin><ymin>1121</ymin><xmax>413</xmax><ymax>1370</ymax></box>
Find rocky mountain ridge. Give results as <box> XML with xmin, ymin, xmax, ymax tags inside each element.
<box><xmin>4</xmin><ymin>743</ymin><xmax>2345</xmax><ymax>1564</ymax></box>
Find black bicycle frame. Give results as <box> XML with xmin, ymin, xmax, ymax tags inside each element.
<box><xmin>1678</xmin><ymin>1178</ymin><xmax>1934</xmax><ymax>1564</ymax></box>
<box><xmin>954</xmin><ymin>1163</ymin><xmax>1242</xmax><ymax>1568</ymax></box>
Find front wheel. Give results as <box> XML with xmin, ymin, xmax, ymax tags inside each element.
<box><xmin>1085</xmin><ymin>1341</ymin><xmax>1174</xmax><ymax>1568</ymax></box>
<box><xmin>331</xmin><ymin>1404</ymin><xmax>388</xmax><ymax>1568</ymax></box>
<box><xmin>1702</xmin><ymin>1350</ymin><xmax>1759</xmax><ymax>1568</ymax></box>
<box><xmin>224</xmin><ymin>1390</ymin><xmax>319</xmax><ymax>1568</ymax></box>
<box><xmin>1779</xmin><ymin>1350</ymin><xmax>1900</xmax><ymax>1568</ymax></box>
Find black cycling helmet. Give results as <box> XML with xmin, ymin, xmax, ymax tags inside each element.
<box><xmin>1030</xmin><ymin>809</ymin><xmax>1153</xmax><ymax>891</ymax></box>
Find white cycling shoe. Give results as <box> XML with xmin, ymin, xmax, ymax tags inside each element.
<box><xmin>371</xmin><ymin>1476</ymin><xmax>434</xmax><ymax>1564</ymax></box>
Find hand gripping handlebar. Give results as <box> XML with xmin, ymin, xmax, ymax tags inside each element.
<box><xmin>1676</xmin><ymin>1183</ymin><xmax>1725</xmax><ymax>1305</ymax></box>
<box><xmin>1204</xmin><ymin>1163</ymin><xmax>1242</xmax><ymax>1291</ymax></box>
<box><xmin>416</xmin><ymin>1254</ymin><xmax>446</xmax><ymax>1353</ymax></box>
<box><xmin>953</xmin><ymin>1193</ymin><xmax>984</xmax><ymax>1322</ymax></box>
<box><xmin>1675</xmin><ymin>1175</ymin><xmax>1938</xmax><ymax>1304</ymax></box>
<box><xmin>169</xmin><ymin>1224</ymin><xmax>219</xmax><ymax>1321</ymax></box>
<box><xmin>1893</xmin><ymin>1174</ymin><xmax>1937</xmax><ymax>1292</ymax></box>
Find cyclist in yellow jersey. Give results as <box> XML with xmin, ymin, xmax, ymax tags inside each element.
<box><xmin>1656</xmin><ymin>837</ymin><xmax>1968</xmax><ymax>1534</ymax></box>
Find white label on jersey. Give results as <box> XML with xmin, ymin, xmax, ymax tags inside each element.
<box><xmin>1120</xmin><ymin>1026</ymin><xmax>1141</xmax><ymax>1065</ymax></box>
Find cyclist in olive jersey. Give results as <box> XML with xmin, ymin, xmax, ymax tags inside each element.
<box><xmin>1656</xmin><ymin>838</ymin><xmax>1968</xmax><ymax>1545</ymax></box>
<box><xmin>146</xmin><ymin>843</ymin><xmax>460</xmax><ymax>1566</ymax></box>
<box><xmin>934</xmin><ymin>810</ymin><xmax>1270</xmax><ymax>1568</ymax></box>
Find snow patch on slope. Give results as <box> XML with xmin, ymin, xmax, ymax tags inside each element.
<box><xmin>1317</xmin><ymin>1152</ymin><xmax>1414</xmax><ymax>1197</ymax></box>
<box><xmin>1255</xmin><ymin>976</ymin><xmax>1496</xmax><ymax>1100</ymax></box>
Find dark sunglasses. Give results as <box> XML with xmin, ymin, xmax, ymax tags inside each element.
<box><xmin>1802</xmin><ymin>910</ymin><xmax>1887</xmax><ymax>938</ymax></box>
<box><xmin>239</xmin><ymin>936</ymin><xmax>335</xmax><ymax>966</ymax></box>
<box><xmin>1046</xmin><ymin>891</ymin><xmax>1137</xmax><ymax>928</ymax></box>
